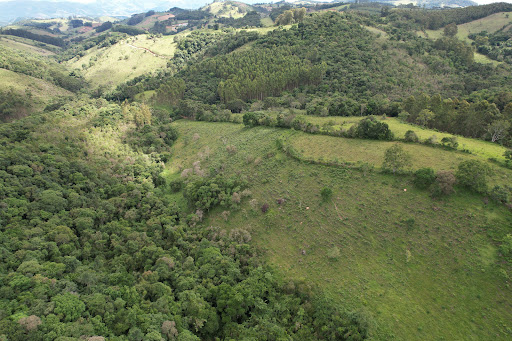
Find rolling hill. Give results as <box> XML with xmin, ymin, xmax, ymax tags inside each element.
<box><xmin>0</xmin><ymin>3</ymin><xmax>512</xmax><ymax>341</ymax></box>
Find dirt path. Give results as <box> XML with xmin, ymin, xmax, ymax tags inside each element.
<box><xmin>124</xmin><ymin>42</ymin><xmax>168</xmax><ymax>59</ymax></box>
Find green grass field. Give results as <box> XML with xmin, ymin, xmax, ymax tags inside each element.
<box><xmin>167</xmin><ymin>120</ymin><xmax>512</xmax><ymax>341</ymax></box>
<box><xmin>416</xmin><ymin>12</ymin><xmax>512</xmax><ymax>65</ymax></box>
<box><xmin>0</xmin><ymin>68</ymin><xmax>72</xmax><ymax>115</ymax></box>
<box><xmin>67</xmin><ymin>34</ymin><xmax>175</xmax><ymax>90</ymax></box>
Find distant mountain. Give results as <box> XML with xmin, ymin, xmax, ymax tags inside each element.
<box><xmin>0</xmin><ymin>0</ymin><xmax>209</xmax><ymax>26</ymax></box>
<box><xmin>0</xmin><ymin>0</ymin><xmax>481</xmax><ymax>27</ymax></box>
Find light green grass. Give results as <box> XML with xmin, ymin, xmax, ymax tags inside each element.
<box><xmin>0</xmin><ymin>68</ymin><xmax>72</xmax><ymax>114</ymax></box>
<box><xmin>67</xmin><ymin>34</ymin><xmax>175</xmax><ymax>90</ymax></box>
<box><xmin>421</xmin><ymin>12</ymin><xmax>512</xmax><ymax>43</ymax></box>
<box><xmin>0</xmin><ymin>36</ymin><xmax>55</xmax><ymax>56</ymax></box>
<box><xmin>281</xmin><ymin>115</ymin><xmax>509</xmax><ymax>162</ymax></box>
<box><xmin>167</xmin><ymin>120</ymin><xmax>512</xmax><ymax>341</ymax></box>
<box><xmin>202</xmin><ymin>1</ymin><xmax>252</xmax><ymax>19</ymax></box>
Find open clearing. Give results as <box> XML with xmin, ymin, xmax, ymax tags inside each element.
<box><xmin>167</xmin><ymin>120</ymin><xmax>512</xmax><ymax>341</ymax></box>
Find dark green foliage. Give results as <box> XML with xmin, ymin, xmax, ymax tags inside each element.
<box><xmin>355</xmin><ymin>117</ymin><xmax>394</xmax><ymax>140</ymax></box>
<box><xmin>456</xmin><ymin>160</ymin><xmax>493</xmax><ymax>193</ymax></box>
<box><xmin>175</xmin><ymin>10</ymin><xmax>212</xmax><ymax>21</ymax></box>
<box><xmin>125</xmin><ymin>123</ymin><xmax>179</xmax><ymax>154</ymax></box>
<box><xmin>441</xmin><ymin>136</ymin><xmax>459</xmax><ymax>149</ymax></box>
<box><xmin>490</xmin><ymin>185</ymin><xmax>510</xmax><ymax>203</ymax></box>
<box><xmin>170</xmin><ymin>178</ymin><xmax>184</xmax><ymax>192</ymax></box>
<box><xmin>0</xmin><ymin>28</ymin><xmax>65</xmax><ymax>47</ymax></box>
<box><xmin>321</xmin><ymin>187</ymin><xmax>333</xmax><ymax>202</ymax></box>
<box><xmin>0</xmin><ymin>89</ymin><xmax>29</xmax><ymax>122</ymax></box>
<box><xmin>95</xmin><ymin>21</ymin><xmax>113</xmax><ymax>33</ymax></box>
<box><xmin>392</xmin><ymin>3</ymin><xmax>512</xmax><ymax>30</ymax></box>
<box><xmin>216</xmin><ymin>11</ymin><xmax>262</xmax><ymax>28</ymax></box>
<box><xmin>127</xmin><ymin>13</ymin><xmax>145</xmax><ymax>26</ymax></box>
<box><xmin>414</xmin><ymin>168</ymin><xmax>436</xmax><ymax>189</ymax></box>
<box><xmin>443</xmin><ymin>23</ymin><xmax>458</xmax><ymax>37</ymax></box>
<box><xmin>404</xmin><ymin>130</ymin><xmax>419</xmax><ymax>143</ymax></box>
<box><xmin>112</xmin><ymin>25</ymin><xmax>146</xmax><ymax>36</ymax></box>
<box><xmin>183</xmin><ymin>176</ymin><xmax>247</xmax><ymax>210</ymax></box>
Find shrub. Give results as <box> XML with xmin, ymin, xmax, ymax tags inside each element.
<box><xmin>170</xmin><ymin>179</ymin><xmax>183</xmax><ymax>192</ymax></box>
<box><xmin>261</xmin><ymin>203</ymin><xmax>270</xmax><ymax>213</ymax></box>
<box><xmin>321</xmin><ymin>187</ymin><xmax>333</xmax><ymax>201</ymax></box>
<box><xmin>500</xmin><ymin>234</ymin><xmax>512</xmax><ymax>257</ymax></box>
<box><xmin>490</xmin><ymin>185</ymin><xmax>510</xmax><ymax>203</ymax></box>
<box><xmin>327</xmin><ymin>246</ymin><xmax>341</xmax><ymax>260</ymax></box>
<box><xmin>431</xmin><ymin>170</ymin><xmax>456</xmax><ymax>197</ymax></box>
<box><xmin>404</xmin><ymin>130</ymin><xmax>419</xmax><ymax>143</ymax></box>
<box><xmin>456</xmin><ymin>160</ymin><xmax>492</xmax><ymax>193</ymax></box>
<box><xmin>414</xmin><ymin>168</ymin><xmax>436</xmax><ymax>189</ymax></box>
<box><xmin>425</xmin><ymin>135</ymin><xmax>438</xmax><ymax>145</ymax></box>
<box><xmin>441</xmin><ymin>136</ymin><xmax>459</xmax><ymax>149</ymax></box>
<box><xmin>355</xmin><ymin>117</ymin><xmax>394</xmax><ymax>140</ymax></box>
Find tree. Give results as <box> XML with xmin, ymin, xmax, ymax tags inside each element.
<box><xmin>382</xmin><ymin>144</ymin><xmax>411</xmax><ymax>174</ymax></box>
<box><xmin>52</xmin><ymin>293</ymin><xmax>86</xmax><ymax>322</ymax></box>
<box><xmin>443</xmin><ymin>23</ymin><xmax>458</xmax><ymax>37</ymax></box>
<box><xmin>486</xmin><ymin>120</ymin><xmax>510</xmax><ymax>143</ymax></box>
<box><xmin>456</xmin><ymin>160</ymin><xmax>492</xmax><ymax>193</ymax></box>
<box><xmin>416</xmin><ymin>109</ymin><xmax>435</xmax><ymax>127</ymax></box>
<box><xmin>355</xmin><ymin>117</ymin><xmax>394</xmax><ymax>140</ymax></box>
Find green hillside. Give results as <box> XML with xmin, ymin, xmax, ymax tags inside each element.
<box><xmin>1</xmin><ymin>3</ymin><xmax>512</xmax><ymax>341</ymax></box>
<box><xmin>168</xmin><ymin>120</ymin><xmax>512</xmax><ymax>340</ymax></box>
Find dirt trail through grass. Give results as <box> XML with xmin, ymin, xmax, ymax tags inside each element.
<box><xmin>124</xmin><ymin>42</ymin><xmax>167</xmax><ymax>59</ymax></box>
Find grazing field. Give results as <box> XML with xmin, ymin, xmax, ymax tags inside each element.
<box><xmin>67</xmin><ymin>34</ymin><xmax>175</xmax><ymax>90</ymax></box>
<box><xmin>167</xmin><ymin>120</ymin><xmax>512</xmax><ymax>341</ymax></box>
<box><xmin>431</xmin><ymin>12</ymin><xmax>512</xmax><ymax>42</ymax></box>
<box><xmin>0</xmin><ymin>36</ymin><xmax>55</xmax><ymax>55</ymax></box>
<box><xmin>0</xmin><ymin>68</ymin><xmax>72</xmax><ymax>114</ymax></box>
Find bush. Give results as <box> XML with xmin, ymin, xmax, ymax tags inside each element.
<box><xmin>456</xmin><ymin>160</ymin><xmax>492</xmax><ymax>193</ymax></box>
<box><xmin>355</xmin><ymin>117</ymin><xmax>394</xmax><ymax>140</ymax></box>
<box><xmin>490</xmin><ymin>185</ymin><xmax>510</xmax><ymax>203</ymax></box>
<box><xmin>321</xmin><ymin>187</ymin><xmax>333</xmax><ymax>201</ymax></box>
<box><xmin>441</xmin><ymin>136</ymin><xmax>458</xmax><ymax>149</ymax></box>
<box><xmin>327</xmin><ymin>246</ymin><xmax>341</xmax><ymax>260</ymax></box>
<box><xmin>404</xmin><ymin>130</ymin><xmax>419</xmax><ymax>143</ymax></box>
<box><xmin>170</xmin><ymin>179</ymin><xmax>183</xmax><ymax>192</ymax></box>
<box><xmin>431</xmin><ymin>170</ymin><xmax>456</xmax><ymax>197</ymax></box>
<box><xmin>414</xmin><ymin>168</ymin><xmax>436</xmax><ymax>189</ymax></box>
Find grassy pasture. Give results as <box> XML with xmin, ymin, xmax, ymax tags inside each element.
<box><xmin>0</xmin><ymin>68</ymin><xmax>72</xmax><ymax>114</ymax></box>
<box><xmin>167</xmin><ymin>120</ymin><xmax>512</xmax><ymax>341</ymax></box>
<box><xmin>67</xmin><ymin>34</ymin><xmax>173</xmax><ymax>90</ymax></box>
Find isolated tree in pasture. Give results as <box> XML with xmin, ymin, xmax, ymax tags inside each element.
<box><xmin>382</xmin><ymin>144</ymin><xmax>411</xmax><ymax>174</ymax></box>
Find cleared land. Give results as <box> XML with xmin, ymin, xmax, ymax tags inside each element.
<box><xmin>67</xmin><ymin>34</ymin><xmax>176</xmax><ymax>90</ymax></box>
<box><xmin>167</xmin><ymin>120</ymin><xmax>512</xmax><ymax>341</ymax></box>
